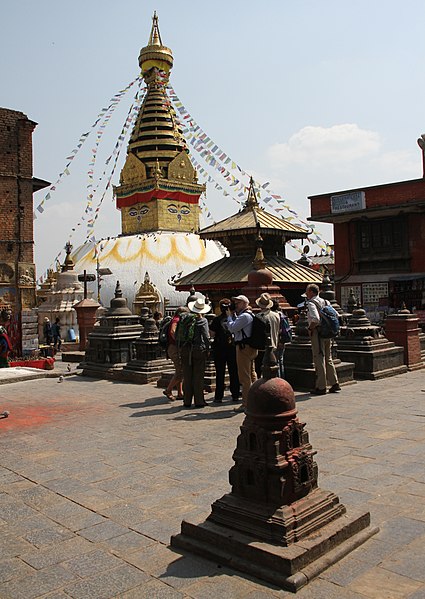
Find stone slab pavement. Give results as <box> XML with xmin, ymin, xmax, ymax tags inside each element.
<box><xmin>0</xmin><ymin>369</ymin><xmax>424</xmax><ymax>598</ymax></box>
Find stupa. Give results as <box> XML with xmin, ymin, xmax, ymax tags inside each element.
<box><xmin>37</xmin><ymin>242</ymin><xmax>88</xmax><ymax>342</ymax></box>
<box><xmin>72</xmin><ymin>13</ymin><xmax>223</xmax><ymax>310</ymax></box>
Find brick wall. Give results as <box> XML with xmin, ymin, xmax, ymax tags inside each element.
<box><xmin>0</xmin><ymin>107</ymin><xmax>37</xmax><ymax>264</ymax></box>
<box><xmin>0</xmin><ymin>108</ymin><xmax>38</xmax><ymax>352</ymax></box>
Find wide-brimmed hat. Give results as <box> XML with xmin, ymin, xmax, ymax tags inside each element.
<box><xmin>231</xmin><ymin>295</ymin><xmax>249</xmax><ymax>304</ymax></box>
<box><xmin>255</xmin><ymin>293</ymin><xmax>273</xmax><ymax>310</ymax></box>
<box><xmin>188</xmin><ymin>296</ymin><xmax>211</xmax><ymax>315</ymax></box>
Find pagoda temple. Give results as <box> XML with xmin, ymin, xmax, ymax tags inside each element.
<box><xmin>72</xmin><ymin>13</ymin><xmax>223</xmax><ymax>310</ymax></box>
<box><xmin>175</xmin><ymin>179</ymin><xmax>322</xmax><ymax>307</ymax></box>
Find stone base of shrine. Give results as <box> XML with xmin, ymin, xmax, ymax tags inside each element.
<box><xmin>171</xmin><ymin>505</ymin><xmax>378</xmax><ymax>593</ymax></box>
<box><xmin>285</xmin><ymin>361</ymin><xmax>356</xmax><ymax>391</ymax></box>
<box><xmin>122</xmin><ymin>358</ymin><xmax>172</xmax><ymax>385</ymax></box>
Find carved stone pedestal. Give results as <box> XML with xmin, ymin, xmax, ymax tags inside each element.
<box><xmin>337</xmin><ymin>307</ymin><xmax>407</xmax><ymax>380</ymax></box>
<box><xmin>172</xmin><ymin>363</ymin><xmax>377</xmax><ymax>592</ymax></box>
<box><xmin>122</xmin><ymin>317</ymin><xmax>173</xmax><ymax>384</ymax></box>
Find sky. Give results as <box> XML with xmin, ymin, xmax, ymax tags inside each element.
<box><xmin>2</xmin><ymin>0</ymin><xmax>425</xmax><ymax>276</ymax></box>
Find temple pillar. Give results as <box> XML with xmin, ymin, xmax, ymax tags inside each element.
<box><xmin>384</xmin><ymin>305</ymin><xmax>424</xmax><ymax>371</ymax></box>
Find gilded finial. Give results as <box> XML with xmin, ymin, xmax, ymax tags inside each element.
<box><xmin>252</xmin><ymin>232</ymin><xmax>267</xmax><ymax>270</ymax></box>
<box><xmin>139</xmin><ymin>11</ymin><xmax>173</xmax><ymax>76</ymax></box>
<box><xmin>148</xmin><ymin>11</ymin><xmax>162</xmax><ymax>46</ymax></box>
<box><xmin>245</xmin><ymin>177</ymin><xmax>259</xmax><ymax>210</ymax></box>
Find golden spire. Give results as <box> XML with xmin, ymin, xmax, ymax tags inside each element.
<box><xmin>245</xmin><ymin>177</ymin><xmax>259</xmax><ymax>210</ymax></box>
<box><xmin>139</xmin><ymin>12</ymin><xmax>173</xmax><ymax>77</ymax></box>
<box><xmin>252</xmin><ymin>229</ymin><xmax>267</xmax><ymax>270</ymax></box>
<box><xmin>148</xmin><ymin>11</ymin><xmax>162</xmax><ymax>45</ymax></box>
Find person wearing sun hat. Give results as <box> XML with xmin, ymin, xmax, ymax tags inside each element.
<box><xmin>180</xmin><ymin>296</ymin><xmax>211</xmax><ymax>408</ymax></box>
<box><xmin>225</xmin><ymin>294</ymin><xmax>257</xmax><ymax>413</ymax></box>
<box><xmin>253</xmin><ymin>292</ymin><xmax>281</xmax><ymax>378</ymax></box>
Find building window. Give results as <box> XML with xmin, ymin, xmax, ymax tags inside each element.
<box><xmin>356</xmin><ymin>216</ymin><xmax>409</xmax><ymax>273</ymax></box>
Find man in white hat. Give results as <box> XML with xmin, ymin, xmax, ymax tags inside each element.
<box><xmin>254</xmin><ymin>292</ymin><xmax>281</xmax><ymax>378</ymax></box>
<box><xmin>180</xmin><ymin>296</ymin><xmax>211</xmax><ymax>408</ymax></box>
<box><xmin>225</xmin><ymin>295</ymin><xmax>257</xmax><ymax>413</ymax></box>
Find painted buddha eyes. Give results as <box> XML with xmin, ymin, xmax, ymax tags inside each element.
<box><xmin>167</xmin><ymin>204</ymin><xmax>191</xmax><ymax>221</ymax></box>
<box><xmin>129</xmin><ymin>205</ymin><xmax>150</xmax><ymax>222</ymax></box>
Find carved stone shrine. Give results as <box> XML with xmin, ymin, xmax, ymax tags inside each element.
<box><xmin>122</xmin><ymin>315</ymin><xmax>173</xmax><ymax>384</ymax></box>
<box><xmin>172</xmin><ymin>349</ymin><xmax>377</xmax><ymax>592</ymax></box>
<box><xmin>336</xmin><ymin>305</ymin><xmax>407</xmax><ymax>379</ymax></box>
<box><xmin>80</xmin><ymin>282</ymin><xmax>142</xmax><ymax>379</ymax></box>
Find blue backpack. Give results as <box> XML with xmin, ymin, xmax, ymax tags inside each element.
<box><xmin>279</xmin><ymin>314</ymin><xmax>293</xmax><ymax>344</ymax></box>
<box><xmin>312</xmin><ymin>300</ymin><xmax>340</xmax><ymax>339</ymax></box>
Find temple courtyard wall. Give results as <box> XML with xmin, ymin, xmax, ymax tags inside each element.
<box><xmin>0</xmin><ymin>368</ymin><xmax>424</xmax><ymax>597</ymax></box>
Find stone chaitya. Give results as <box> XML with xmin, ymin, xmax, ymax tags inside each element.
<box><xmin>336</xmin><ymin>304</ymin><xmax>407</xmax><ymax>379</ymax></box>
<box><xmin>122</xmin><ymin>314</ymin><xmax>173</xmax><ymax>384</ymax></box>
<box><xmin>80</xmin><ymin>282</ymin><xmax>142</xmax><ymax>378</ymax></box>
<box><xmin>172</xmin><ymin>349</ymin><xmax>377</xmax><ymax>592</ymax></box>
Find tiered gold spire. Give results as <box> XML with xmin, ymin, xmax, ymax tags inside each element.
<box><xmin>115</xmin><ymin>12</ymin><xmax>204</xmax><ymax>236</ymax></box>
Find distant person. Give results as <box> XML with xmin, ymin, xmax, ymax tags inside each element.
<box><xmin>305</xmin><ymin>284</ymin><xmax>340</xmax><ymax>395</ymax></box>
<box><xmin>179</xmin><ymin>296</ymin><xmax>211</xmax><ymax>408</ymax></box>
<box><xmin>153</xmin><ymin>311</ymin><xmax>163</xmax><ymax>330</ymax></box>
<box><xmin>209</xmin><ymin>298</ymin><xmax>240</xmax><ymax>404</ymax></box>
<box><xmin>0</xmin><ymin>309</ymin><xmax>12</xmax><ymax>368</ymax></box>
<box><xmin>52</xmin><ymin>317</ymin><xmax>62</xmax><ymax>352</ymax></box>
<box><xmin>43</xmin><ymin>317</ymin><xmax>53</xmax><ymax>345</ymax></box>
<box><xmin>162</xmin><ymin>306</ymin><xmax>188</xmax><ymax>401</ymax></box>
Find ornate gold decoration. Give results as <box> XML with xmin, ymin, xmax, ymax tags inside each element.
<box><xmin>168</xmin><ymin>150</ymin><xmax>196</xmax><ymax>182</ymax></box>
<box><xmin>133</xmin><ymin>271</ymin><xmax>161</xmax><ymax>315</ymax></box>
<box><xmin>120</xmin><ymin>153</ymin><xmax>147</xmax><ymax>185</ymax></box>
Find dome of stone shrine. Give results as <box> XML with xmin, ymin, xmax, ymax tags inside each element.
<box><xmin>71</xmin><ymin>14</ymin><xmax>224</xmax><ymax>310</ymax></box>
<box><xmin>247</xmin><ymin>377</ymin><xmax>297</xmax><ymax>422</ymax></box>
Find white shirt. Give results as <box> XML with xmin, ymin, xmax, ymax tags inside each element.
<box><xmin>306</xmin><ymin>294</ymin><xmax>326</xmax><ymax>326</ymax></box>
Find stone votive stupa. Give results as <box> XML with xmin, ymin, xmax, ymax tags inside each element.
<box><xmin>80</xmin><ymin>281</ymin><xmax>142</xmax><ymax>378</ymax></box>
<box><xmin>336</xmin><ymin>304</ymin><xmax>407</xmax><ymax>379</ymax></box>
<box><xmin>172</xmin><ymin>347</ymin><xmax>377</xmax><ymax>592</ymax></box>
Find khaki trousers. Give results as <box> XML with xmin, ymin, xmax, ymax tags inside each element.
<box><xmin>310</xmin><ymin>329</ymin><xmax>338</xmax><ymax>390</ymax></box>
<box><xmin>236</xmin><ymin>345</ymin><xmax>258</xmax><ymax>406</ymax></box>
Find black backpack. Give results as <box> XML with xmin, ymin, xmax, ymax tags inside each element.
<box><xmin>243</xmin><ymin>312</ymin><xmax>270</xmax><ymax>350</ymax></box>
<box><xmin>158</xmin><ymin>316</ymin><xmax>172</xmax><ymax>349</ymax></box>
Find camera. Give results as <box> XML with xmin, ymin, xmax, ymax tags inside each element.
<box><xmin>220</xmin><ymin>303</ymin><xmax>230</xmax><ymax>314</ymax></box>
<box><xmin>229</xmin><ymin>301</ymin><xmax>236</xmax><ymax>312</ymax></box>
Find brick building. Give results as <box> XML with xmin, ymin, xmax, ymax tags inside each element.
<box><xmin>308</xmin><ymin>148</ymin><xmax>425</xmax><ymax>323</ymax></box>
<box><xmin>0</xmin><ymin>107</ymin><xmax>49</xmax><ymax>353</ymax></box>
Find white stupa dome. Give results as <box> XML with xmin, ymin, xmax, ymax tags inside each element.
<box><xmin>72</xmin><ymin>231</ymin><xmax>225</xmax><ymax>310</ymax></box>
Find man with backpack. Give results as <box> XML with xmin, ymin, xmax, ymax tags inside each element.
<box><xmin>178</xmin><ymin>296</ymin><xmax>211</xmax><ymax>408</ymax></box>
<box><xmin>209</xmin><ymin>298</ymin><xmax>240</xmax><ymax>404</ymax></box>
<box><xmin>271</xmin><ymin>298</ymin><xmax>292</xmax><ymax>379</ymax></box>
<box><xmin>225</xmin><ymin>295</ymin><xmax>258</xmax><ymax>413</ymax></box>
<box><xmin>305</xmin><ymin>284</ymin><xmax>341</xmax><ymax>395</ymax></box>
<box><xmin>254</xmin><ymin>293</ymin><xmax>280</xmax><ymax>378</ymax></box>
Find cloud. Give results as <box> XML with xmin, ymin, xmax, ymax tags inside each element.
<box><xmin>268</xmin><ymin>124</ymin><xmax>381</xmax><ymax>168</ymax></box>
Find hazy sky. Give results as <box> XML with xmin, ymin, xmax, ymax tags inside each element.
<box><xmin>2</xmin><ymin>0</ymin><xmax>425</xmax><ymax>275</ymax></box>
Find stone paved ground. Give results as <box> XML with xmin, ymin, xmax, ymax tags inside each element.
<box><xmin>0</xmin><ymin>369</ymin><xmax>424</xmax><ymax>598</ymax></box>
